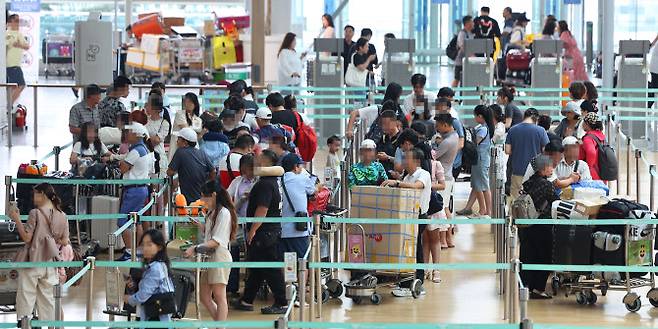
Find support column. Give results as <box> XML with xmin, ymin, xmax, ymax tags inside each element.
<box><xmin>601</xmin><ymin>0</ymin><xmax>614</xmax><ymax>93</ymax></box>
<box><xmin>429</xmin><ymin>0</ymin><xmax>439</xmax><ymax>64</ymax></box>
<box><xmin>0</xmin><ymin>1</ymin><xmax>7</xmax><ymax>130</ymax></box>
<box><xmin>251</xmin><ymin>0</ymin><xmax>265</xmax><ymax>84</ymax></box>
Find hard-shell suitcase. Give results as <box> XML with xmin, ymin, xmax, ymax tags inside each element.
<box><xmin>90</xmin><ymin>196</ymin><xmax>124</xmax><ymax>250</ymax></box>
<box><xmin>0</xmin><ymin>222</ymin><xmax>21</xmax><ymax>244</ymax></box>
<box><xmin>506</xmin><ymin>49</ymin><xmax>531</xmax><ymax>71</ymax></box>
<box><xmin>170</xmin><ymin>269</ymin><xmax>194</xmax><ymax>319</ymax></box>
<box><xmin>0</xmin><ymin>245</ymin><xmax>24</xmax><ymax>306</ymax></box>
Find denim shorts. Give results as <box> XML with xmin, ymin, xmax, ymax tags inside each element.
<box><xmin>7</xmin><ymin>67</ymin><xmax>25</xmax><ymax>86</ymax></box>
<box><xmin>118</xmin><ymin>186</ymin><xmax>149</xmax><ymax>227</ymax></box>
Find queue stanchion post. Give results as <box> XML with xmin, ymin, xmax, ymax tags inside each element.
<box><xmin>626</xmin><ymin>137</ymin><xmax>631</xmax><ymax>196</ymax></box>
<box><xmin>616</xmin><ymin>123</ymin><xmax>622</xmax><ymax>194</ymax></box>
<box><xmin>167</xmin><ymin>176</ymin><xmax>175</xmax><ymax>217</ymax></box>
<box><xmin>75</xmin><ymin>184</ymin><xmax>82</xmax><ymax>245</ymax></box>
<box><xmin>635</xmin><ymin>149</ymin><xmax>641</xmax><ymax>203</ymax></box>
<box><xmin>519</xmin><ymin>286</ymin><xmax>531</xmax><ymax>329</ymax></box>
<box><xmin>650</xmin><ymin>165</ymin><xmax>656</xmax><ymax>210</ymax></box>
<box><xmin>32</xmin><ymin>86</ymin><xmax>37</xmax><ymax>147</ymax></box>
<box><xmin>20</xmin><ymin>315</ymin><xmax>30</xmax><ymax>329</ymax></box>
<box><xmin>490</xmin><ymin>147</ymin><xmax>498</xmax><ymax>242</ymax></box>
<box><xmin>298</xmin><ymin>258</ymin><xmax>307</xmax><ymax>323</ymax></box>
<box><xmin>309</xmin><ymin>238</ymin><xmax>316</xmax><ymax>322</ymax></box>
<box><xmin>130</xmin><ymin>212</ymin><xmax>139</xmax><ymax>261</ymax></box>
<box><xmin>53</xmin><ymin>146</ymin><xmax>61</xmax><ymax>171</ymax></box>
<box><xmin>195</xmin><ymin>253</ymin><xmax>202</xmax><ymax>320</ymax></box>
<box><xmin>107</xmin><ymin>233</ymin><xmax>116</xmax><ymax>322</ymax></box>
<box><xmin>86</xmin><ymin>256</ymin><xmax>96</xmax><ymax>329</ymax></box>
<box><xmin>4</xmin><ymin>176</ymin><xmax>12</xmax><ymax>215</ymax></box>
<box><xmin>504</xmin><ymin>225</ymin><xmax>517</xmax><ymax>321</ymax></box>
<box><xmin>6</xmin><ymin>87</ymin><xmax>12</xmax><ymax>148</ymax></box>
<box><xmin>54</xmin><ymin>283</ymin><xmax>62</xmax><ymax>329</ymax></box>
<box><xmin>314</xmin><ymin>214</ymin><xmax>322</xmax><ymax>318</ymax></box>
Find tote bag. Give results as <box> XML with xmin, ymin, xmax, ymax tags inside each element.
<box><xmin>345</xmin><ymin>53</ymin><xmax>368</xmax><ymax>87</ymax></box>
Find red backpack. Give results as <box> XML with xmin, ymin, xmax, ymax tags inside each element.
<box><xmin>293</xmin><ymin>112</ymin><xmax>318</xmax><ymax>162</ymax></box>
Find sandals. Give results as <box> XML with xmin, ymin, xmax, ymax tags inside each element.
<box><xmin>431</xmin><ymin>271</ymin><xmax>442</xmax><ymax>284</ymax></box>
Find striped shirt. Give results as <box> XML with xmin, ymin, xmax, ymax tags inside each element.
<box><xmin>69</xmin><ymin>100</ymin><xmax>101</xmax><ymax>140</ymax></box>
<box><xmin>555</xmin><ymin>159</ymin><xmax>592</xmax><ymax>181</ymax></box>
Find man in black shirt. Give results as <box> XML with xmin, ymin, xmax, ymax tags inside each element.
<box><xmin>233</xmin><ymin>150</ymin><xmax>288</xmax><ymax>314</ymax></box>
<box><xmin>359</xmin><ymin>28</ymin><xmax>378</xmax><ymax>73</ymax></box>
<box><xmin>375</xmin><ymin>110</ymin><xmax>401</xmax><ymax>174</ymax></box>
<box><xmin>473</xmin><ymin>6</ymin><xmax>501</xmax><ymax>40</ymax></box>
<box><xmin>342</xmin><ymin>25</ymin><xmax>355</xmax><ymax>75</ymax></box>
<box><xmin>268</xmin><ymin>92</ymin><xmax>298</xmax><ymax>131</ymax></box>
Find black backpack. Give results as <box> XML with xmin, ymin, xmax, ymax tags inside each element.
<box><xmin>585</xmin><ymin>133</ymin><xmax>618</xmax><ymax>181</ymax></box>
<box><xmin>460</xmin><ymin>127</ymin><xmax>481</xmax><ymax>172</ymax></box>
<box><xmin>446</xmin><ymin>34</ymin><xmax>458</xmax><ymax>60</ymax></box>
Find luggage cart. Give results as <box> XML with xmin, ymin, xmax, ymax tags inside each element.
<box><xmin>551</xmin><ymin>222</ymin><xmax>658</xmax><ymax>312</ymax></box>
<box><xmin>170</xmin><ymin>36</ymin><xmax>207</xmax><ymax>84</ymax></box>
<box><xmin>42</xmin><ymin>34</ymin><xmax>75</xmax><ymax>78</ymax></box>
<box><xmin>0</xmin><ymin>242</ymin><xmax>24</xmax><ymax>312</ymax></box>
<box><xmin>343</xmin><ymin>223</ymin><xmax>422</xmax><ymax>305</ymax></box>
<box><xmin>316</xmin><ymin>206</ymin><xmax>347</xmax><ymax>303</ymax></box>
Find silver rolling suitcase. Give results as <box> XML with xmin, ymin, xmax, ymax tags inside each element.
<box><xmin>90</xmin><ymin>195</ymin><xmax>125</xmax><ymax>250</ymax></box>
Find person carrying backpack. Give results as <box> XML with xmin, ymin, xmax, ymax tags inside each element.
<box><xmin>579</xmin><ymin>112</ymin><xmax>616</xmax><ymax>181</ymax></box>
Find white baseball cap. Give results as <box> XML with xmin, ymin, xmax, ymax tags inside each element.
<box><xmin>255</xmin><ymin>107</ymin><xmax>272</xmax><ymax>120</ymax></box>
<box><xmin>561</xmin><ymin>101</ymin><xmax>581</xmax><ymax>115</ymax></box>
<box><xmin>360</xmin><ymin>139</ymin><xmax>377</xmax><ymax>149</ymax></box>
<box><xmin>177</xmin><ymin>127</ymin><xmax>197</xmax><ymax>143</ymax></box>
<box><xmin>562</xmin><ymin>136</ymin><xmax>580</xmax><ymax>146</ymax></box>
<box><xmin>124</xmin><ymin>122</ymin><xmax>149</xmax><ymax>138</ymax></box>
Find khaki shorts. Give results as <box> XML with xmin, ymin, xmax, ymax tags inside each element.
<box><xmin>202</xmin><ymin>247</ymin><xmax>233</xmax><ymax>285</ymax></box>
<box><xmin>510</xmin><ymin>175</ymin><xmax>525</xmax><ymax>201</ymax></box>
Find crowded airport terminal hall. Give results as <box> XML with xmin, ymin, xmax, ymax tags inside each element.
<box><xmin>1</xmin><ymin>0</ymin><xmax>658</xmax><ymax>328</ymax></box>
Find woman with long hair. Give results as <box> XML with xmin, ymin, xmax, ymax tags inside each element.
<box><xmin>277</xmin><ymin>32</ymin><xmax>304</xmax><ymax>88</ymax></box>
<box><xmin>170</xmin><ymin>92</ymin><xmax>203</xmax><ymax>161</ymax></box>
<box><xmin>558</xmin><ymin>20</ymin><xmax>588</xmax><ymax>81</ymax></box>
<box><xmin>321</xmin><ymin>14</ymin><xmax>335</xmax><ymax>38</ymax></box>
<box><xmin>70</xmin><ymin>122</ymin><xmax>111</xmax><ymax>174</ymax></box>
<box><xmin>125</xmin><ymin>229</ymin><xmax>175</xmax><ymax>324</ymax></box>
<box><xmin>540</xmin><ymin>18</ymin><xmax>557</xmax><ymax>40</ymax></box>
<box><xmin>456</xmin><ymin>105</ymin><xmax>494</xmax><ymax>218</ymax></box>
<box><xmin>185</xmin><ymin>179</ymin><xmax>238</xmax><ymax>325</ymax></box>
<box><xmin>8</xmin><ymin>183</ymin><xmax>70</xmax><ymax>324</ymax></box>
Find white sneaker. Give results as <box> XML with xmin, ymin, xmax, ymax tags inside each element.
<box><xmin>391</xmin><ymin>287</ymin><xmax>412</xmax><ymax>298</ymax></box>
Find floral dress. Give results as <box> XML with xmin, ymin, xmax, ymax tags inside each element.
<box><xmin>347</xmin><ymin>161</ymin><xmax>388</xmax><ymax>189</ymax></box>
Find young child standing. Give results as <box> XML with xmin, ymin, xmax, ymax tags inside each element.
<box><xmin>325</xmin><ymin>135</ymin><xmax>342</xmax><ymax>188</ymax></box>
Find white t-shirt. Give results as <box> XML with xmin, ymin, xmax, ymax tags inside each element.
<box><xmin>357</xmin><ymin>105</ymin><xmax>379</xmax><ymax>131</ymax></box>
<box><xmin>402</xmin><ymin>91</ymin><xmax>437</xmax><ymax>117</ymax></box>
<box><xmin>145</xmin><ymin>117</ymin><xmax>170</xmax><ymax>176</ymax></box>
<box><xmin>650</xmin><ymin>44</ymin><xmax>658</xmax><ymax>74</ymax></box>
<box><xmin>205</xmin><ymin>207</ymin><xmax>232</xmax><ymax>250</ymax></box>
<box><xmin>72</xmin><ymin>141</ymin><xmax>109</xmax><ymax>157</ymax></box>
<box><xmin>241</xmin><ymin>112</ymin><xmax>259</xmax><ymax>132</ymax></box>
<box><xmin>402</xmin><ymin>167</ymin><xmax>432</xmax><ymax>214</ymax></box>
<box><xmin>123</xmin><ymin>143</ymin><xmax>155</xmax><ymax>180</ymax></box>
<box><xmin>277</xmin><ymin>48</ymin><xmax>303</xmax><ymax>87</ymax></box>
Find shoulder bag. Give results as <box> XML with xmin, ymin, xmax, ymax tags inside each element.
<box><xmin>345</xmin><ymin>53</ymin><xmax>368</xmax><ymax>87</ymax></box>
<box><xmin>281</xmin><ymin>176</ymin><xmax>309</xmax><ymax>232</ymax></box>
<box><xmin>143</xmin><ymin>264</ymin><xmax>177</xmax><ymax>319</ymax></box>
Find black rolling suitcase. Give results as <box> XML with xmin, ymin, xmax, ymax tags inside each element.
<box><xmin>170</xmin><ymin>269</ymin><xmax>194</xmax><ymax>319</ymax></box>
<box><xmin>553</xmin><ymin>225</ymin><xmax>593</xmax><ymax>266</ymax></box>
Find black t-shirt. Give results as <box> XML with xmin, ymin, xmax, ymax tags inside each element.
<box><xmin>473</xmin><ymin>15</ymin><xmax>501</xmax><ymax>39</ymax></box>
<box><xmin>271</xmin><ymin>109</ymin><xmax>298</xmax><ymax>131</ymax></box>
<box><xmin>504</xmin><ymin>102</ymin><xmax>523</xmax><ymax>127</ymax></box>
<box><xmin>342</xmin><ymin>39</ymin><xmax>355</xmax><ymax>73</ymax></box>
<box><xmin>246</xmin><ymin>176</ymin><xmax>282</xmax><ymax>232</ymax></box>
<box><xmin>376</xmin><ymin>130</ymin><xmax>401</xmax><ymax>173</ymax></box>
<box><xmin>367</xmin><ymin>44</ymin><xmax>378</xmax><ymax>71</ymax></box>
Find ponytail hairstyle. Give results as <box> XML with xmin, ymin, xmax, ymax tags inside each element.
<box><xmin>201</xmin><ymin>179</ymin><xmax>238</xmax><ymax>241</ymax></box>
<box><xmin>474</xmin><ymin>105</ymin><xmax>495</xmax><ymax>138</ymax></box>
<box><xmin>33</xmin><ymin>183</ymin><xmax>63</xmax><ymax>212</ymax></box>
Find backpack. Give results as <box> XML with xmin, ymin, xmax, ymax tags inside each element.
<box><xmin>293</xmin><ymin>111</ymin><xmax>318</xmax><ymax>162</ymax></box>
<box><xmin>460</xmin><ymin>126</ymin><xmax>484</xmax><ymax>172</ymax></box>
<box><xmin>161</xmin><ymin>107</ymin><xmax>173</xmax><ymax>142</ymax></box>
<box><xmin>511</xmin><ymin>191</ymin><xmax>538</xmax><ymax>226</ymax></box>
<box><xmin>446</xmin><ymin>34</ymin><xmax>458</xmax><ymax>60</ymax></box>
<box><xmin>585</xmin><ymin>133</ymin><xmax>618</xmax><ymax>181</ymax></box>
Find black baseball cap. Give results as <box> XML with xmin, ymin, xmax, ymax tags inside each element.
<box><xmin>85</xmin><ymin>84</ymin><xmax>106</xmax><ymax>96</ymax></box>
<box><xmin>281</xmin><ymin>153</ymin><xmax>304</xmax><ymax>172</ymax></box>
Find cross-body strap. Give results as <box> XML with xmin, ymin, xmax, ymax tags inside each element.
<box><xmin>36</xmin><ymin>208</ymin><xmax>55</xmax><ymax>237</ymax></box>
<box><xmin>574</xmin><ymin>160</ymin><xmax>579</xmax><ymax>173</ymax></box>
<box><xmin>280</xmin><ymin>176</ymin><xmax>298</xmax><ymax>213</ymax></box>
<box><xmin>226</xmin><ymin>153</ymin><xmax>236</xmax><ymax>180</ymax></box>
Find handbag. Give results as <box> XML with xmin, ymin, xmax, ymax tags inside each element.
<box><xmin>143</xmin><ymin>265</ymin><xmax>176</xmax><ymax>319</ymax></box>
<box><xmin>15</xmin><ymin>209</ymin><xmax>60</xmax><ymax>262</ymax></box>
<box><xmin>345</xmin><ymin>53</ymin><xmax>368</xmax><ymax>87</ymax></box>
<box><xmin>280</xmin><ymin>177</ymin><xmax>309</xmax><ymax>232</ymax></box>
<box><xmin>426</xmin><ymin>191</ymin><xmax>444</xmax><ymax>216</ymax></box>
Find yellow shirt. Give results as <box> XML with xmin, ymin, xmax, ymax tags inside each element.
<box><xmin>6</xmin><ymin>30</ymin><xmax>27</xmax><ymax>67</ymax></box>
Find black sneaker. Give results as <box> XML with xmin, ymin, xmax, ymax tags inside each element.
<box><xmin>231</xmin><ymin>300</ymin><xmax>254</xmax><ymax>311</ymax></box>
<box><xmin>261</xmin><ymin>305</ymin><xmax>287</xmax><ymax>314</ymax></box>
<box><xmin>529</xmin><ymin>290</ymin><xmax>552</xmax><ymax>300</ymax></box>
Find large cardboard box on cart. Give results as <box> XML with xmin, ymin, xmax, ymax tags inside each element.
<box><xmin>350</xmin><ymin>186</ymin><xmax>420</xmax><ymax>270</ymax></box>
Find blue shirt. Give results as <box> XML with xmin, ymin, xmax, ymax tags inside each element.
<box><xmin>128</xmin><ymin>261</ymin><xmax>174</xmax><ymax>326</ymax></box>
<box><xmin>280</xmin><ymin>172</ymin><xmax>315</xmax><ymax>238</ymax></box>
<box><xmin>451</xmin><ymin>118</ymin><xmax>465</xmax><ymax>169</ymax></box>
<box><xmin>505</xmin><ymin>122</ymin><xmax>549</xmax><ymax>176</ymax></box>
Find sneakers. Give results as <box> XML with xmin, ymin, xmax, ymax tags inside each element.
<box><xmin>391</xmin><ymin>287</ymin><xmax>412</xmax><ymax>298</ymax></box>
<box><xmin>231</xmin><ymin>300</ymin><xmax>254</xmax><ymax>311</ymax></box>
<box><xmin>261</xmin><ymin>305</ymin><xmax>287</xmax><ymax>314</ymax></box>
<box><xmin>115</xmin><ymin>251</ymin><xmax>131</xmax><ymax>262</ymax></box>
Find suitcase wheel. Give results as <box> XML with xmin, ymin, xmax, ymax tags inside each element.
<box><xmin>623</xmin><ymin>293</ymin><xmax>641</xmax><ymax>312</ymax></box>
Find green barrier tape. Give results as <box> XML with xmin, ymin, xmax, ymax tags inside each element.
<box><xmin>62</xmin><ymin>263</ymin><xmax>90</xmax><ymax>289</ymax></box>
<box><xmin>453</xmin><ymin>87</ymin><xmax>478</xmax><ymax>92</ymax></box>
<box><xmin>615</xmin><ymin>116</ymin><xmax>658</xmax><ymax>121</ymax></box>
<box><xmin>31</xmin><ymin>320</ymin><xmax>274</xmax><ymax>328</ymax></box>
<box><xmin>95</xmin><ymin>260</ymin><xmax>143</xmax><ymax>268</ymax></box>
<box><xmin>155</xmin><ymin>183</ymin><xmax>169</xmax><ymax>198</ymax></box>
<box><xmin>238</xmin><ymin>217</ymin><xmax>312</xmax><ymax>223</ymax></box>
<box><xmin>272</xmin><ymin>86</ymin><xmax>368</xmax><ymax>92</ymax></box>
<box><xmin>514</xmin><ymin>88</ymin><xmax>568</xmax><ymax>93</ymax></box>
<box><xmin>0</xmin><ymin>324</ymin><xmax>16</xmax><ymax>329</ymax></box>
<box><xmin>607</xmin><ymin>106</ymin><xmax>657</xmax><ymax>113</ymax></box>
<box><xmin>289</xmin><ymin>322</ymin><xmax>518</xmax><ymax>329</ymax></box>
<box><xmin>599</xmin><ymin>96</ymin><xmax>651</xmax><ymax>102</ymax></box>
<box><xmin>171</xmin><ymin>261</ymin><xmax>285</xmax><ymax>269</ymax></box>
<box><xmin>38</xmin><ymin>141</ymin><xmax>74</xmax><ymax>163</ymax></box>
<box><xmin>113</xmin><ymin>219</ymin><xmax>134</xmax><ymax>237</ymax></box>
<box><xmin>454</xmin><ymin>95</ymin><xmax>483</xmax><ymax>101</ymax></box>
<box><xmin>323</xmin><ymin>217</ymin><xmax>505</xmax><ymax>225</ymax></box>
<box><xmin>298</xmin><ymin>104</ymin><xmax>357</xmax><ymax>109</ymax></box>
<box><xmin>514</xmin><ymin>218</ymin><xmax>658</xmax><ymax>225</ymax></box>
<box><xmin>12</xmin><ymin>178</ymin><xmax>164</xmax><ymax>185</ymax></box>
<box><xmin>297</xmin><ymin>94</ymin><xmax>364</xmax><ymax>100</ymax></box>
<box><xmin>138</xmin><ymin>198</ymin><xmax>155</xmax><ymax>216</ymax></box>
<box><xmin>0</xmin><ymin>261</ymin><xmax>85</xmax><ymax>269</ymax></box>
<box><xmin>309</xmin><ymin>262</ymin><xmax>508</xmax><ymax>271</ymax></box>
<box><xmin>140</xmin><ymin>215</ymin><xmax>205</xmax><ymax>223</ymax></box>
<box><xmin>523</xmin><ymin>264</ymin><xmax>658</xmax><ymax>273</ymax></box>
<box><xmin>515</xmin><ymin>106</ymin><xmax>562</xmax><ymax>111</ymax></box>
<box><xmin>514</xmin><ymin>96</ymin><xmax>571</xmax><ymax>102</ymax></box>
<box><xmin>306</xmin><ymin>114</ymin><xmax>351</xmax><ymax>119</ymax></box>
<box><xmin>598</xmin><ymin>87</ymin><xmax>658</xmax><ymax>93</ymax></box>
